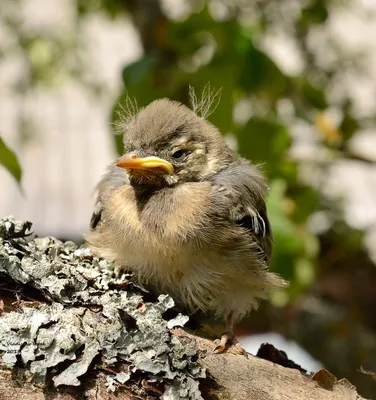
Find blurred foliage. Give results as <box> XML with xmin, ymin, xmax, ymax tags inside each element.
<box><xmin>1</xmin><ymin>0</ymin><xmax>375</xmax><ymax>300</ymax></box>
<box><xmin>0</xmin><ymin>137</ymin><xmax>22</xmax><ymax>188</ymax></box>
<box><xmin>0</xmin><ymin>0</ymin><xmax>102</xmax><ymax>92</ymax></box>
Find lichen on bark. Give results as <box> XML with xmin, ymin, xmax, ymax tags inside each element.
<box><xmin>0</xmin><ymin>217</ymin><xmax>204</xmax><ymax>398</ymax></box>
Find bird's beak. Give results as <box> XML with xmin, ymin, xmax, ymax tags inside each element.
<box><xmin>115</xmin><ymin>154</ymin><xmax>174</xmax><ymax>175</ymax></box>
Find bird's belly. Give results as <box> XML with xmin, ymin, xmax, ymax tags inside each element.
<box><xmin>114</xmin><ymin>231</ymin><xmax>230</xmax><ymax>310</ymax></box>
<box><xmin>116</xmin><ymin>232</ymin><xmax>190</xmax><ymax>268</ymax></box>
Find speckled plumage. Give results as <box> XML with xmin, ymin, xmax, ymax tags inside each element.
<box><xmin>86</xmin><ymin>98</ymin><xmax>286</xmax><ymax>327</ymax></box>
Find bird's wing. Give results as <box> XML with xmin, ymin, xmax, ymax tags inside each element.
<box><xmin>234</xmin><ymin>204</ymin><xmax>272</xmax><ymax>262</ymax></box>
<box><xmin>90</xmin><ymin>200</ymin><xmax>103</xmax><ymax>230</ymax></box>
<box><xmin>211</xmin><ymin>161</ymin><xmax>273</xmax><ymax>262</ymax></box>
<box><xmin>89</xmin><ymin>165</ymin><xmax>129</xmax><ymax>231</ymax></box>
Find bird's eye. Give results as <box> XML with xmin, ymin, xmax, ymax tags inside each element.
<box><xmin>172</xmin><ymin>149</ymin><xmax>186</xmax><ymax>159</ymax></box>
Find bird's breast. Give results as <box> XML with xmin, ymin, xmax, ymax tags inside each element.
<box><xmin>104</xmin><ymin>182</ymin><xmax>215</xmax><ymax>269</ymax></box>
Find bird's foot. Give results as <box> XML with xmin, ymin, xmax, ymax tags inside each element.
<box><xmin>213</xmin><ymin>332</ymin><xmax>247</xmax><ymax>356</ymax></box>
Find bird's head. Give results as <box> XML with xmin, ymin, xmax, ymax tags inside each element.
<box><xmin>115</xmin><ymin>98</ymin><xmax>235</xmax><ymax>187</ymax></box>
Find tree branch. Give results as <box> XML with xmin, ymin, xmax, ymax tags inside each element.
<box><xmin>0</xmin><ymin>217</ymin><xmax>367</xmax><ymax>399</ymax></box>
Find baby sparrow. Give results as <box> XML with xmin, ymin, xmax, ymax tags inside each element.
<box><xmin>86</xmin><ymin>97</ymin><xmax>286</xmax><ymax>352</ymax></box>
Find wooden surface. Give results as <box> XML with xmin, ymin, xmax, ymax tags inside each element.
<box><xmin>0</xmin><ymin>331</ymin><xmax>366</xmax><ymax>400</ymax></box>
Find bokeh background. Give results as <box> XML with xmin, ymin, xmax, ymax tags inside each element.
<box><xmin>1</xmin><ymin>0</ymin><xmax>376</xmax><ymax>397</ymax></box>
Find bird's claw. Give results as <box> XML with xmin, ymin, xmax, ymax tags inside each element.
<box><xmin>213</xmin><ymin>340</ymin><xmax>226</xmax><ymax>354</ymax></box>
<box><xmin>213</xmin><ymin>332</ymin><xmax>247</xmax><ymax>356</ymax></box>
<box><xmin>232</xmin><ymin>342</ymin><xmax>248</xmax><ymax>356</ymax></box>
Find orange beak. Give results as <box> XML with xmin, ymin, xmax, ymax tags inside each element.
<box><xmin>115</xmin><ymin>154</ymin><xmax>174</xmax><ymax>175</ymax></box>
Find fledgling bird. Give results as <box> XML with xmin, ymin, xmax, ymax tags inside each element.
<box><xmin>86</xmin><ymin>95</ymin><xmax>286</xmax><ymax>352</ymax></box>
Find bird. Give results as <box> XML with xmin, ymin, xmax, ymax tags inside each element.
<box><xmin>86</xmin><ymin>95</ymin><xmax>287</xmax><ymax>353</ymax></box>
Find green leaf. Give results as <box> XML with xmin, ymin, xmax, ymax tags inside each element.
<box><xmin>122</xmin><ymin>54</ymin><xmax>159</xmax><ymax>87</ymax></box>
<box><xmin>301</xmin><ymin>1</ymin><xmax>329</xmax><ymax>25</ymax></box>
<box><xmin>0</xmin><ymin>137</ymin><xmax>22</xmax><ymax>186</ymax></box>
<box><xmin>236</xmin><ymin>118</ymin><xmax>291</xmax><ymax>178</ymax></box>
<box><xmin>267</xmin><ymin>179</ymin><xmax>319</xmax><ymax>288</ymax></box>
<box><xmin>340</xmin><ymin>100</ymin><xmax>360</xmax><ymax>142</ymax></box>
<box><xmin>267</xmin><ymin>180</ymin><xmax>302</xmax><ymax>279</ymax></box>
<box><xmin>268</xmin><ymin>181</ymin><xmax>303</xmax><ymax>251</ymax></box>
<box><xmin>238</xmin><ymin>43</ymin><xmax>287</xmax><ymax>99</ymax></box>
<box><xmin>288</xmin><ymin>185</ymin><xmax>319</xmax><ymax>224</ymax></box>
<box><xmin>293</xmin><ymin>77</ymin><xmax>328</xmax><ymax>110</ymax></box>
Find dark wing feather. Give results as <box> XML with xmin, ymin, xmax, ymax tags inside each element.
<box><xmin>236</xmin><ymin>206</ymin><xmax>272</xmax><ymax>262</ymax></box>
<box><xmin>238</xmin><ymin>212</ymin><xmax>267</xmax><ymax>238</ymax></box>
<box><xmin>90</xmin><ymin>202</ymin><xmax>103</xmax><ymax>230</ymax></box>
<box><xmin>211</xmin><ymin>161</ymin><xmax>273</xmax><ymax>262</ymax></box>
<box><xmin>89</xmin><ymin>165</ymin><xmax>129</xmax><ymax>231</ymax></box>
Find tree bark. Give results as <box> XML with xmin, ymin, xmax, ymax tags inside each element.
<box><xmin>0</xmin><ymin>334</ymin><xmax>366</xmax><ymax>400</ymax></box>
<box><xmin>0</xmin><ymin>218</ymin><xmax>368</xmax><ymax>399</ymax></box>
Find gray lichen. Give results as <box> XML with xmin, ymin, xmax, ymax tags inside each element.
<box><xmin>0</xmin><ymin>217</ymin><xmax>205</xmax><ymax>399</ymax></box>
